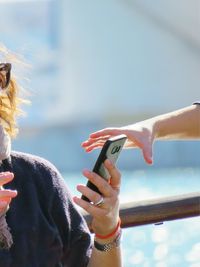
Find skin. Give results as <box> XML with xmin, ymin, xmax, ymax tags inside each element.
<box><xmin>82</xmin><ymin>104</ymin><xmax>200</xmax><ymax>165</ymax></box>
<box><xmin>0</xmin><ymin>172</ymin><xmax>17</xmax><ymax>214</ymax></box>
<box><xmin>74</xmin><ymin>159</ymin><xmax>122</xmax><ymax>267</ymax></box>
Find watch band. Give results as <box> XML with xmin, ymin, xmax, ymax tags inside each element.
<box><xmin>94</xmin><ymin>228</ymin><xmax>122</xmax><ymax>252</ymax></box>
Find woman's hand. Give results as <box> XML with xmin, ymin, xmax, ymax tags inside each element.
<box><xmin>81</xmin><ymin>122</ymin><xmax>155</xmax><ymax>164</ymax></box>
<box><xmin>73</xmin><ymin>159</ymin><xmax>120</xmax><ymax>236</ymax></box>
<box><xmin>0</xmin><ymin>172</ymin><xmax>18</xmax><ymax>215</ymax></box>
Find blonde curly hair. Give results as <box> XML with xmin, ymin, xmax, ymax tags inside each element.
<box><xmin>0</xmin><ymin>44</ymin><xmax>28</xmax><ymax>137</ymax></box>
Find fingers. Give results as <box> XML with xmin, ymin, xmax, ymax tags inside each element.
<box><xmin>0</xmin><ymin>172</ymin><xmax>14</xmax><ymax>187</ymax></box>
<box><xmin>74</xmin><ymin>160</ymin><xmax>120</xmax><ymax>214</ymax></box>
<box><xmin>74</xmin><ymin>181</ymin><xmax>110</xmax><ymax>218</ymax></box>
<box><xmin>142</xmin><ymin>146</ymin><xmax>153</xmax><ymax>164</ymax></box>
<box><xmin>125</xmin><ymin>128</ymin><xmax>153</xmax><ymax>164</ymax></box>
<box><xmin>73</xmin><ymin>196</ymin><xmax>107</xmax><ymax>218</ymax></box>
<box><xmin>90</xmin><ymin>128</ymin><xmax>122</xmax><ymax>138</ymax></box>
<box><xmin>74</xmin><ymin>161</ymin><xmax>121</xmax><ymax>235</ymax></box>
<box><xmin>83</xmin><ymin>142</ymin><xmax>105</xmax><ymax>152</ymax></box>
<box><xmin>140</xmin><ymin>135</ymin><xmax>153</xmax><ymax>164</ymax></box>
<box><xmin>0</xmin><ymin>190</ymin><xmax>18</xmax><ymax>208</ymax></box>
<box><xmin>76</xmin><ymin>184</ymin><xmax>103</xmax><ymax>205</ymax></box>
<box><xmin>82</xmin><ymin>135</ymin><xmax>111</xmax><ymax>147</ymax></box>
<box><xmin>0</xmin><ymin>172</ymin><xmax>17</xmax><ymax>214</ymax></box>
<box><xmin>81</xmin><ymin>169</ymin><xmax>112</xmax><ymax>197</ymax></box>
<box><xmin>82</xmin><ymin>128</ymin><xmax>125</xmax><ymax>152</ymax></box>
<box><xmin>81</xmin><ymin>137</ymin><xmax>109</xmax><ymax>152</ymax></box>
<box><xmin>0</xmin><ymin>190</ymin><xmax>18</xmax><ymax>214</ymax></box>
<box><xmin>0</xmin><ymin>189</ymin><xmax>18</xmax><ymax>200</ymax></box>
<box><xmin>82</xmin><ymin>126</ymin><xmax>155</xmax><ymax>166</ymax></box>
<box><xmin>103</xmin><ymin>159</ymin><xmax>121</xmax><ymax>191</ymax></box>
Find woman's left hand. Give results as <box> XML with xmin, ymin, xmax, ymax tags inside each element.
<box><xmin>73</xmin><ymin>159</ymin><xmax>120</xmax><ymax>236</ymax></box>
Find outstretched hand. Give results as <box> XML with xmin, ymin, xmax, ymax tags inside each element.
<box><xmin>81</xmin><ymin>124</ymin><xmax>155</xmax><ymax>164</ymax></box>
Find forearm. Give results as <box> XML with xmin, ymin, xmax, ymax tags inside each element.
<box><xmin>151</xmin><ymin>104</ymin><xmax>200</xmax><ymax>140</ymax></box>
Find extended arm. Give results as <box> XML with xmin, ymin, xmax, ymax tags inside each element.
<box><xmin>152</xmin><ymin>104</ymin><xmax>200</xmax><ymax>140</ymax></box>
<box><xmin>82</xmin><ymin>104</ymin><xmax>200</xmax><ymax>164</ymax></box>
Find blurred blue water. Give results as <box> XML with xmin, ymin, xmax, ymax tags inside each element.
<box><xmin>64</xmin><ymin>168</ymin><xmax>200</xmax><ymax>267</ymax></box>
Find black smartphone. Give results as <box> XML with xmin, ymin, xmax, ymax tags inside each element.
<box><xmin>81</xmin><ymin>134</ymin><xmax>127</xmax><ymax>202</ymax></box>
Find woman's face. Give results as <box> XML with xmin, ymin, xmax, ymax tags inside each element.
<box><xmin>0</xmin><ymin>63</ymin><xmax>11</xmax><ymax>91</ymax></box>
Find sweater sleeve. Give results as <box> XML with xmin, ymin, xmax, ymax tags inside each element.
<box><xmin>50</xmin><ymin>170</ymin><xmax>92</xmax><ymax>267</ymax></box>
<box><xmin>5</xmin><ymin>152</ymin><xmax>92</xmax><ymax>267</ymax></box>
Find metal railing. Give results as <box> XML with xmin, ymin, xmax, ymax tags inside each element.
<box><xmin>83</xmin><ymin>192</ymin><xmax>200</xmax><ymax>231</ymax></box>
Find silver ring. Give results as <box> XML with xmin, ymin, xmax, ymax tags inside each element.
<box><xmin>93</xmin><ymin>196</ymin><xmax>104</xmax><ymax>207</ymax></box>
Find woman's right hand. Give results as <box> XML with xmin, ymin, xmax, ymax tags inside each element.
<box><xmin>0</xmin><ymin>172</ymin><xmax>18</xmax><ymax>215</ymax></box>
<box><xmin>82</xmin><ymin>121</ymin><xmax>156</xmax><ymax>164</ymax></box>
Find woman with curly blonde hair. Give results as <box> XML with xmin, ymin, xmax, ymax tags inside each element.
<box><xmin>0</xmin><ymin>45</ymin><xmax>27</xmax><ymax>137</ymax></box>
<box><xmin>0</xmin><ymin>45</ymin><xmax>122</xmax><ymax>267</ymax></box>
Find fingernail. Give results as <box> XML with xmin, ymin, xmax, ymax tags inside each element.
<box><xmin>82</xmin><ymin>169</ymin><xmax>91</xmax><ymax>175</ymax></box>
<box><xmin>73</xmin><ymin>196</ymin><xmax>78</xmax><ymax>203</ymax></box>
<box><xmin>0</xmin><ymin>172</ymin><xmax>12</xmax><ymax>176</ymax></box>
<box><xmin>76</xmin><ymin>184</ymin><xmax>82</xmax><ymax>191</ymax></box>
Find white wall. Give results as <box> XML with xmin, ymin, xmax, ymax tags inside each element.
<box><xmin>59</xmin><ymin>0</ymin><xmax>200</xmax><ymax>124</ymax></box>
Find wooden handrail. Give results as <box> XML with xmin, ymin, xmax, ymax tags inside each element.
<box><xmin>82</xmin><ymin>192</ymin><xmax>200</xmax><ymax>231</ymax></box>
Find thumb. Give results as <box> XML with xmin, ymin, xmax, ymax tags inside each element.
<box><xmin>142</xmin><ymin>142</ymin><xmax>153</xmax><ymax>164</ymax></box>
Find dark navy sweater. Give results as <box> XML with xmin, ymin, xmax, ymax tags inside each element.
<box><xmin>0</xmin><ymin>151</ymin><xmax>92</xmax><ymax>267</ymax></box>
